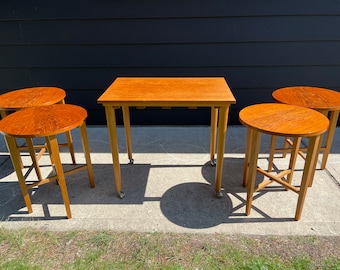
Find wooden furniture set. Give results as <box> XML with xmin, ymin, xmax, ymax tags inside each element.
<box><xmin>0</xmin><ymin>80</ymin><xmax>338</xmax><ymax>220</ymax></box>
<box><xmin>240</xmin><ymin>103</ymin><xmax>329</xmax><ymax>220</ymax></box>
<box><xmin>0</xmin><ymin>87</ymin><xmax>94</xmax><ymax>219</ymax></box>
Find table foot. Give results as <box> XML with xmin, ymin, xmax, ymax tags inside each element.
<box><xmin>215</xmin><ymin>191</ymin><xmax>223</xmax><ymax>198</ymax></box>
<box><xmin>129</xmin><ymin>159</ymin><xmax>134</xmax><ymax>165</ymax></box>
<box><xmin>118</xmin><ymin>191</ymin><xmax>125</xmax><ymax>199</ymax></box>
<box><xmin>210</xmin><ymin>159</ymin><xmax>216</xmax><ymax>166</ymax></box>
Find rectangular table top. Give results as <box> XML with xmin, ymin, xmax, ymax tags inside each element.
<box><xmin>98</xmin><ymin>77</ymin><xmax>236</xmax><ymax>107</ymax></box>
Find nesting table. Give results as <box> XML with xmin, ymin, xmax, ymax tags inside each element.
<box><xmin>0</xmin><ymin>87</ymin><xmax>76</xmax><ymax>165</ymax></box>
<box><xmin>240</xmin><ymin>103</ymin><xmax>329</xmax><ymax>220</ymax></box>
<box><xmin>0</xmin><ymin>104</ymin><xmax>95</xmax><ymax>218</ymax></box>
<box><xmin>98</xmin><ymin>77</ymin><xmax>236</xmax><ymax>198</ymax></box>
<box><xmin>271</xmin><ymin>86</ymin><xmax>340</xmax><ymax>170</ymax></box>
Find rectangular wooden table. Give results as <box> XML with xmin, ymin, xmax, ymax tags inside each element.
<box><xmin>98</xmin><ymin>77</ymin><xmax>236</xmax><ymax>198</ymax></box>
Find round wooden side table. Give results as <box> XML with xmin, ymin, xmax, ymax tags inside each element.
<box><xmin>0</xmin><ymin>87</ymin><xmax>76</xmax><ymax>171</ymax></box>
<box><xmin>239</xmin><ymin>103</ymin><xmax>329</xmax><ymax>220</ymax></box>
<box><xmin>0</xmin><ymin>104</ymin><xmax>95</xmax><ymax>219</ymax></box>
<box><xmin>0</xmin><ymin>87</ymin><xmax>66</xmax><ymax>113</ymax></box>
<box><xmin>270</xmin><ymin>86</ymin><xmax>340</xmax><ymax>170</ymax></box>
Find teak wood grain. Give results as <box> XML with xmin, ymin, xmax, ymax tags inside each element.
<box><xmin>0</xmin><ymin>104</ymin><xmax>87</xmax><ymax>138</ymax></box>
<box><xmin>240</xmin><ymin>103</ymin><xmax>329</xmax><ymax>220</ymax></box>
<box><xmin>0</xmin><ymin>86</ymin><xmax>76</xmax><ymax>166</ymax></box>
<box><xmin>239</xmin><ymin>103</ymin><xmax>329</xmax><ymax>137</ymax></box>
<box><xmin>271</xmin><ymin>86</ymin><xmax>340</xmax><ymax>170</ymax></box>
<box><xmin>272</xmin><ymin>86</ymin><xmax>340</xmax><ymax>110</ymax></box>
<box><xmin>97</xmin><ymin>77</ymin><xmax>236</xmax><ymax>106</ymax></box>
<box><xmin>0</xmin><ymin>87</ymin><xmax>66</xmax><ymax>111</ymax></box>
<box><xmin>0</xmin><ymin>104</ymin><xmax>94</xmax><ymax>219</ymax></box>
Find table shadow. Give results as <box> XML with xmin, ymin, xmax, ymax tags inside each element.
<box><xmin>1</xmin><ymin>158</ymin><xmax>294</xmax><ymax>224</ymax></box>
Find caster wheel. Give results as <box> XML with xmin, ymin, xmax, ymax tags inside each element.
<box><xmin>118</xmin><ymin>191</ymin><xmax>125</xmax><ymax>199</ymax></box>
<box><xmin>210</xmin><ymin>159</ymin><xmax>216</xmax><ymax>166</ymax></box>
<box><xmin>129</xmin><ymin>159</ymin><xmax>134</xmax><ymax>165</ymax></box>
<box><xmin>215</xmin><ymin>191</ymin><xmax>223</xmax><ymax>198</ymax></box>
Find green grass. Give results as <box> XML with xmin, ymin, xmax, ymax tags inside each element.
<box><xmin>0</xmin><ymin>228</ymin><xmax>339</xmax><ymax>270</ymax></box>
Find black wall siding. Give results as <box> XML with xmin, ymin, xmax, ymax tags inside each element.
<box><xmin>3</xmin><ymin>16</ymin><xmax>340</xmax><ymax>45</ymax></box>
<box><xmin>1</xmin><ymin>1</ymin><xmax>340</xmax><ymax>125</ymax></box>
<box><xmin>3</xmin><ymin>43</ymin><xmax>340</xmax><ymax>68</ymax></box>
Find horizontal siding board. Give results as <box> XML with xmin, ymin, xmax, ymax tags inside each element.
<box><xmin>0</xmin><ymin>21</ymin><xmax>22</xmax><ymax>44</ymax></box>
<box><xmin>0</xmin><ymin>68</ymin><xmax>32</xmax><ymax>91</ymax></box>
<box><xmin>3</xmin><ymin>66</ymin><xmax>339</xmax><ymax>96</ymax></box>
<box><xmin>1</xmin><ymin>1</ymin><xmax>340</xmax><ymax>20</ymax></box>
<box><xmin>1</xmin><ymin>42</ymin><xmax>340</xmax><ymax>68</ymax></box>
<box><xmin>0</xmin><ymin>16</ymin><xmax>338</xmax><ymax>45</ymax></box>
<box><xmin>26</xmin><ymin>67</ymin><xmax>340</xmax><ymax>91</ymax></box>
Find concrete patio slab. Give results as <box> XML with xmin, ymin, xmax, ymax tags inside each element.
<box><xmin>0</xmin><ymin>126</ymin><xmax>339</xmax><ymax>235</ymax></box>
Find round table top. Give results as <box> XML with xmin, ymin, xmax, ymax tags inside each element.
<box><xmin>272</xmin><ymin>86</ymin><xmax>340</xmax><ymax>111</ymax></box>
<box><xmin>0</xmin><ymin>104</ymin><xmax>87</xmax><ymax>138</ymax></box>
<box><xmin>0</xmin><ymin>87</ymin><xmax>66</xmax><ymax>111</ymax></box>
<box><xmin>239</xmin><ymin>103</ymin><xmax>329</xmax><ymax>137</ymax></box>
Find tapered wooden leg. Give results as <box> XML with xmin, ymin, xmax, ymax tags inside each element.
<box><xmin>2</xmin><ymin>111</ymin><xmax>25</xmax><ymax>169</ymax></box>
<box><xmin>246</xmin><ymin>128</ymin><xmax>262</xmax><ymax>216</ymax></box>
<box><xmin>59</xmin><ymin>99</ymin><xmax>76</xmax><ymax>164</ymax></box>
<box><xmin>268</xmin><ymin>135</ymin><xmax>277</xmax><ymax>172</ymax></box>
<box><xmin>295</xmin><ymin>135</ymin><xmax>321</xmax><ymax>221</ymax></box>
<box><xmin>320</xmin><ymin>110</ymin><xmax>338</xmax><ymax>170</ymax></box>
<box><xmin>286</xmin><ymin>137</ymin><xmax>302</xmax><ymax>185</ymax></box>
<box><xmin>105</xmin><ymin>106</ymin><xmax>124</xmax><ymax>198</ymax></box>
<box><xmin>25</xmin><ymin>138</ymin><xmax>43</xmax><ymax>181</ymax></box>
<box><xmin>243</xmin><ymin>128</ymin><xmax>253</xmax><ymax>187</ymax></box>
<box><xmin>214</xmin><ymin>106</ymin><xmax>229</xmax><ymax>197</ymax></box>
<box><xmin>46</xmin><ymin>135</ymin><xmax>72</xmax><ymax>219</ymax></box>
<box><xmin>79</xmin><ymin>122</ymin><xmax>95</xmax><ymax>188</ymax></box>
<box><xmin>65</xmin><ymin>131</ymin><xmax>76</xmax><ymax>164</ymax></box>
<box><xmin>282</xmin><ymin>137</ymin><xmax>289</xmax><ymax>158</ymax></box>
<box><xmin>44</xmin><ymin>137</ymin><xmax>56</xmax><ymax>175</ymax></box>
<box><xmin>210</xmin><ymin>107</ymin><xmax>218</xmax><ymax>165</ymax></box>
<box><xmin>122</xmin><ymin>106</ymin><xmax>133</xmax><ymax>164</ymax></box>
<box><xmin>5</xmin><ymin>136</ymin><xmax>33</xmax><ymax>213</ymax></box>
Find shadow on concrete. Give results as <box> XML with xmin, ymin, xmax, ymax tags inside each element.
<box><xmin>1</xmin><ymin>158</ymin><xmax>294</xmax><ymax>226</ymax></box>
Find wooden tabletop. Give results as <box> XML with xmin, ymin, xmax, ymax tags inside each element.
<box><xmin>98</xmin><ymin>77</ymin><xmax>236</xmax><ymax>107</ymax></box>
<box><xmin>0</xmin><ymin>104</ymin><xmax>87</xmax><ymax>138</ymax></box>
<box><xmin>0</xmin><ymin>87</ymin><xmax>66</xmax><ymax>111</ymax></box>
<box><xmin>239</xmin><ymin>103</ymin><xmax>329</xmax><ymax>137</ymax></box>
<box><xmin>272</xmin><ymin>86</ymin><xmax>340</xmax><ymax>111</ymax></box>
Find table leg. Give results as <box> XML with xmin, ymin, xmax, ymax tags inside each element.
<box><xmin>243</xmin><ymin>127</ymin><xmax>253</xmax><ymax>187</ymax></box>
<box><xmin>320</xmin><ymin>110</ymin><xmax>338</xmax><ymax>170</ymax></box>
<box><xmin>282</xmin><ymin>137</ymin><xmax>290</xmax><ymax>158</ymax></box>
<box><xmin>25</xmin><ymin>138</ymin><xmax>43</xmax><ymax>181</ymax></box>
<box><xmin>79</xmin><ymin>122</ymin><xmax>95</xmax><ymax>188</ymax></box>
<box><xmin>5</xmin><ymin>136</ymin><xmax>33</xmax><ymax>213</ymax></box>
<box><xmin>268</xmin><ymin>135</ymin><xmax>277</xmax><ymax>172</ymax></box>
<box><xmin>59</xmin><ymin>99</ymin><xmax>76</xmax><ymax>164</ymax></box>
<box><xmin>47</xmin><ymin>135</ymin><xmax>72</xmax><ymax>219</ymax></box>
<box><xmin>1</xmin><ymin>110</ymin><xmax>26</xmax><ymax>169</ymax></box>
<box><xmin>295</xmin><ymin>135</ymin><xmax>321</xmax><ymax>221</ymax></box>
<box><xmin>245</xmin><ymin>128</ymin><xmax>262</xmax><ymax>216</ymax></box>
<box><xmin>286</xmin><ymin>137</ymin><xmax>302</xmax><ymax>185</ymax></box>
<box><xmin>122</xmin><ymin>106</ymin><xmax>134</xmax><ymax>164</ymax></box>
<box><xmin>104</xmin><ymin>106</ymin><xmax>125</xmax><ymax>198</ymax></box>
<box><xmin>65</xmin><ymin>131</ymin><xmax>76</xmax><ymax>164</ymax></box>
<box><xmin>214</xmin><ymin>106</ymin><xmax>229</xmax><ymax>197</ymax></box>
<box><xmin>210</xmin><ymin>107</ymin><xmax>218</xmax><ymax>165</ymax></box>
